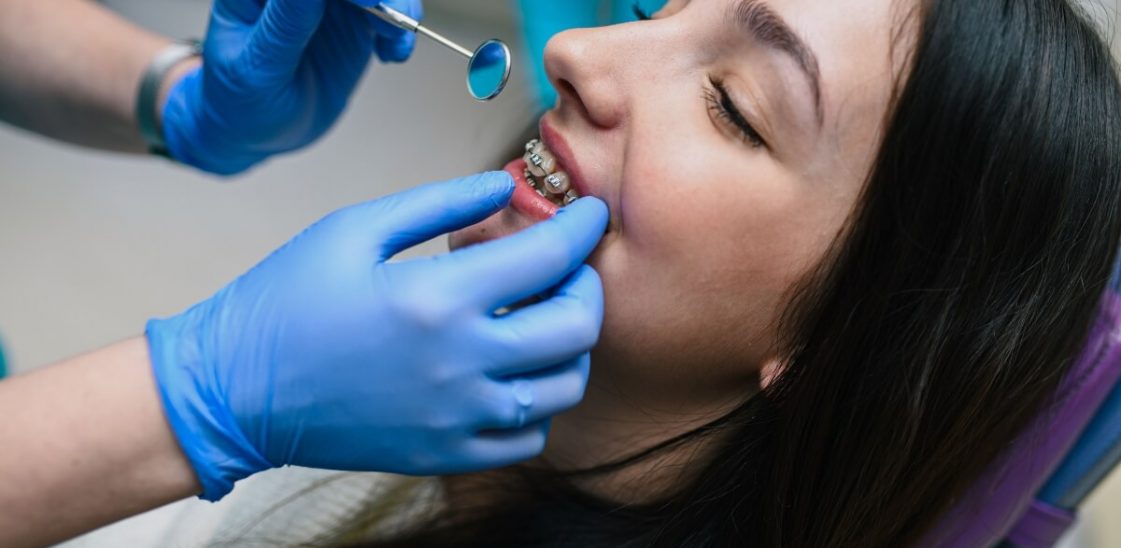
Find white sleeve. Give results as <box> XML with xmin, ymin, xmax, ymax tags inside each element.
<box><xmin>60</xmin><ymin>468</ymin><xmax>438</xmax><ymax>547</ymax></box>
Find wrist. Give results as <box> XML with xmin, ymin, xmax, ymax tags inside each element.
<box><xmin>157</xmin><ymin>57</ymin><xmax>202</xmax><ymax>133</ymax></box>
<box><xmin>136</xmin><ymin>41</ymin><xmax>202</xmax><ymax>157</ymax></box>
<box><xmin>145</xmin><ymin>305</ymin><xmax>271</xmax><ymax>501</ymax></box>
<box><xmin>160</xmin><ymin>67</ymin><xmax>263</xmax><ymax>176</ymax></box>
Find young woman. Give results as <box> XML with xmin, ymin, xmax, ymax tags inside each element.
<box><xmin>362</xmin><ymin>0</ymin><xmax>1121</xmax><ymax>545</ymax></box>
<box><xmin>116</xmin><ymin>0</ymin><xmax>1119</xmax><ymax>545</ymax></box>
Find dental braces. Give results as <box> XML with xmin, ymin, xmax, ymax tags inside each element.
<box><xmin>524</xmin><ymin>139</ymin><xmax>580</xmax><ymax>205</ymax></box>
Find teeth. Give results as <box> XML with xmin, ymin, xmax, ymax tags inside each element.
<box><xmin>522</xmin><ymin>137</ymin><xmax>584</xmax><ymax>206</ymax></box>
<box><xmin>524</xmin><ymin>150</ymin><xmax>557</xmax><ymax>178</ymax></box>
<box><xmin>525</xmin><ymin>171</ymin><xmax>542</xmax><ymax>191</ymax></box>
<box><xmin>544</xmin><ymin>172</ymin><xmax>570</xmax><ymax>195</ymax></box>
<box><xmin>525</xmin><ymin>153</ymin><xmax>555</xmax><ymax>178</ymax></box>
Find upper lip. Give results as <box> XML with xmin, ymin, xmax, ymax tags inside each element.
<box><xmin>539</xmin><ymin>118</ymin><xmax>592</xmax><ymax>200</ymax></box>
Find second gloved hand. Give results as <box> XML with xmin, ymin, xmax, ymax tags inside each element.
<box><xmin>147</xmin><ymin>172</ymin><xmax>609</xmax><ymax>501</ymax></box>
<box><xmin>161</xmin><ymin>0</ymin><xmax>422</xmax><ymax>175</ymax></box>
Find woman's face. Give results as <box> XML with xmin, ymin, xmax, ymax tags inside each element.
<box><xmin>451</xmin><ymin>0</ymin><xmax>912</xmax><ymax>401</ymax></box>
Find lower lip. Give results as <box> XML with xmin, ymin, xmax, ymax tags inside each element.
<box><xmin>505</xmin><ymin>158</ymin><xmax>559</xmax><ymax>221</ymax></box>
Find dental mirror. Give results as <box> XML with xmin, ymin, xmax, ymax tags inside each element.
<box><xmin>466</xmin><ymin>40</ymin><xmax>512</xmax><ymax>101</ymax></box>
<box><xmin>360</xmin><ymin>2</ymin><xmax>512</xmax><ymax>101</ymax></box>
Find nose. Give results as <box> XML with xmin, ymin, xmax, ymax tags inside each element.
<box><xmin>543</xmin><ymin>25</ymin><xmax>638</xmax><ymax>130</ymax></box>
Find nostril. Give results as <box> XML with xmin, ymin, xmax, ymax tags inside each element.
<box><xmin>554</xmin><ymin>77</ymin><xmax>579</xmax><ymax>104</ymax></box>
<box><xmin>553</xmin><ymin>77</ymin><xmax>606</xmax><ymax>127</ymax></box>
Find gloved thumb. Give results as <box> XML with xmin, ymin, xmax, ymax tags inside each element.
<box><xmin>248</xmin><ymin>0</ymin><xmax>329</xmax><ymax>83</ymax></box>
<box><xmin>371</xmin><ymin>0</ymin><xmax>422</xmax><ymax>63</ymax></box>
<box><xmin>353</xmin><ymin>172</ymin><xmax>516</xmax><ymax>261</ymax></box>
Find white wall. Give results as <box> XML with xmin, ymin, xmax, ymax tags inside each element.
<box><xmin>5</xmin><ymin>1</ymin><xmax>1121</xmax><ymax>545</ymax></box>
<box><xmin>0</xmin><ymin>0</ymin><xmax>535</xmax><ymax>373</ymax></box>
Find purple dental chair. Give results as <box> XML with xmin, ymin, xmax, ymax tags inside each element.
<box><xmin>921</xmin><ymin>261</ymin><xmax>1121</xmax><ymax>547</ymax></box>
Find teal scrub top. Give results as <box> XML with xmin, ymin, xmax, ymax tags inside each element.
<box><xmin>518</xmin><ymin>0</ymin><xmax>666</xmax><ymax>108</ymax></box>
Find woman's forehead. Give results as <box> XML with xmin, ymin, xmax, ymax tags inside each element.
<box><xmin>736</xmin><ymin>0</ymin><xmax>914</xmax><ymax>89</ymax></box>
<box><xmin>686</xmin><ymin>0</ymin><xmax>917</xmax><ymax>120</ymax></box>
<box><xmin>689</xmin><ymin>0</ymin><xmax>916</xmax><ymax>162</ymax></box>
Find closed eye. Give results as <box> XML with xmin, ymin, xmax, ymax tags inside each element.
<box><xmin>705</xmin><ymin>76</ymin><xmax>767</xmax><ymax>149</ymax></box>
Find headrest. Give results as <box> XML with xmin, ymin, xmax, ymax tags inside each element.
<box><xmin>920</xmin><ymin>291</ymin><xmax>1121</xmax><ymax>547</ymax></box>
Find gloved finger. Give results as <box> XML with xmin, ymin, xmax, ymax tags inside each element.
<box><xmin>463</xmin><ymin>420</ymin><xmax>551</xmax><ymax>469</ymax></box>
<box><xmin>368</xmin><ymin>0</ymin><xmax>422</xmax><ymax>63</ymax></box>
<box><xmin>478</xmin><ymin>355</ymin><xmax>590</xmax><ymax>430</ymax></box>
<box><xmin>211</xmin><ymin>0</ymin><xmax>266</xmax><ymax>26</ymax></box>
<box><xmin>247</xmin><ymin>0</ymin><xmax>329</xmax><ymax>83</ymax></box>
<box><xmin>309</xmin><ymin>1</ymin><xmax>380</xmax><ymax>86</ymax></box>
<box><xmin>359</xmin><ymin>172</ymin><xmax>514</xmax><ymax>261</ymax></box>
<box><xmin>483</xmin><ymin>266</ymin><xmax>603</xmax><ymax>375</ymax></box>
<box><xmin>375</xmin><ymin>27</ymin><xmax>417</xmax><ymax>63</ymax></box>
<box><xmin>435</xmin><ymin>197</ymin><xmax>609</xmax><ymax>311</ymax></box>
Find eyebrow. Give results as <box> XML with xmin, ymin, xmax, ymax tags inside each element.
<box><xmin>731</xmin><ymin>0</ymin><xmax>824</xmax><ymax>126</ymax></box>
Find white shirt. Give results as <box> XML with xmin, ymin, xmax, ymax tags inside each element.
<box><xmin>61</xmin><ymin>467</ymin><xmax>440</xmax><ymax>547</ymax></box>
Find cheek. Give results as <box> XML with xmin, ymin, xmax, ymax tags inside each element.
<box><xmin>624</xmin><ymin>151</ymin><xmax>826</xmax><ymax>299</ymax></box>
<box><xmin>590</xmin><ymin>232</ymin><xmax>784</xmax><ymax>394</ymax></box>
<box><xmin>590</xmin><ymin>149</ymin><xmax>841</xmax><ymax>383</ymax></box>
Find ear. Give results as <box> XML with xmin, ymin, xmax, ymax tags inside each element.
<box><xmin>759</xmin><ymin>357</ymin><xmax>782</xmax><ymax>389</ymax></box>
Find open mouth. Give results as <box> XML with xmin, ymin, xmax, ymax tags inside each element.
<box><xmin>524</xmin><ymin>138</ymin><xmax>581</xmax><ymax>206</ymax></box>
<box><xmin>506</xmin><ymin>137</ymin><xmax>585</xmax><ymax>221</ymax></box>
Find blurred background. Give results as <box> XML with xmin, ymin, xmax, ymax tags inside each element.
<box><xmin>1</xmin><ymin>0</ymin><xmax>1120</xmax><ymax>545</ymax></box>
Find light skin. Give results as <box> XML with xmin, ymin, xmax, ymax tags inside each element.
<box><xmin>0</xmin><ymin>0</ymin><xmax>198</xmax><ymax>153</ymax></box>
<box><xmin>0</xmin><ymin>339</ymin><xmax>200</xmax><ymax>547</ymax></box>
<box><xmin>0</xmin><ymin>0</ymin><xmax>914</xmax><ymax>543</ymax></box>
<box><xmin>0</xmin><ymin>1</ymin><xmax>213</xmax><ymax>545</ymax></box>
<box><xmin>451</xmin><ymin>0</ymin><xmax>915</xmax><ymax>498</ymax></box>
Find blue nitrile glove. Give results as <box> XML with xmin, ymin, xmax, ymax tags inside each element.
<box><xmin>162</xmin><ymin>0</ymin><xmax>422</xmax><ymax>175</ymax></box>
<box><xmin>147</xmin><ymin>172</ymin><xmax>609</xmax><ymax>501</ymax></box>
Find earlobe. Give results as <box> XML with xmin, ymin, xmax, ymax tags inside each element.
<box><xmin>759</xmin><ymin>357</ymin><xmax>782</xmax><ymax>389</ymax></box>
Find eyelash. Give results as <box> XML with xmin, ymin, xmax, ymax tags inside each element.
<box><xmin>633</xmin><ymin>3</ymin><xmax>765</xmax><ymax>149</ymax></box>
<box><xmin>705</xmin><ymin>77</ymin><xmax>766</xmax><ymax>149</ymax></box>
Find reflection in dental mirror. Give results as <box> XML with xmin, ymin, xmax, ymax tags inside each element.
<box><xmin>358</xmin><ymin>2</ymin><xmax>512</xmax><ymax>101</ymax></box>
<box><xmin>468</xmin><ymin>40</ymin><xmax>512</xmax><ymax>101</ymax></box>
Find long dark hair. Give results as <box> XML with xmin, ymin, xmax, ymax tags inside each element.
<box><xmin>356</xmin><ymin>0</ymin><xmax>1121</xmax><ymax>545</ymax></box>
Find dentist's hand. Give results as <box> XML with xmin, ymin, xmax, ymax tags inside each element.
<box><xmin>147</xmin><ymin>172</ymin><xmax>609</xmax><ymax>500</ymax></box>
<box><xmin>161</xmin><ymin>0</ymin><xmax>422</xmax><ymax>175</ymax></box>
